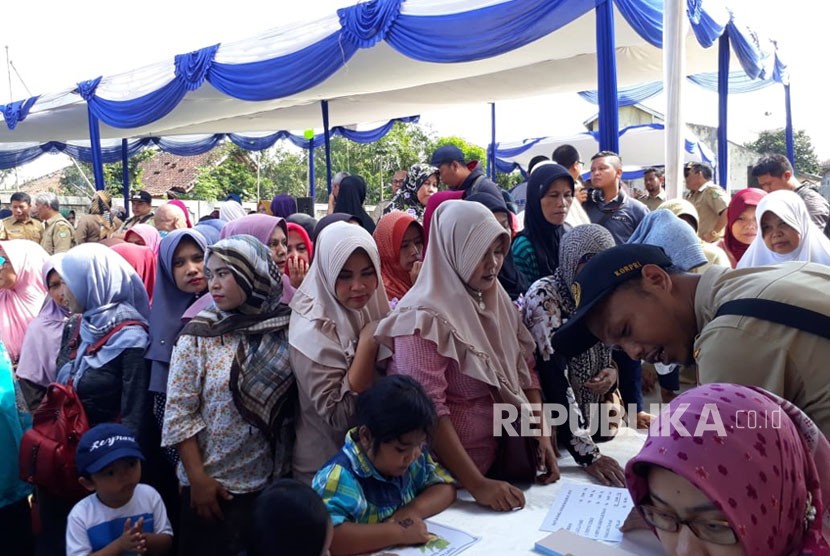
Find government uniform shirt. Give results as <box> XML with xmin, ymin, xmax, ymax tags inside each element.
<box><xmin>117</xmin><ymin>212</ymin><xmax>155</xmax><ymax>233</ymax></box>
<box><xmin>685</xmin><ymin>181</ymin><xmax>729</xmax><ymax>241</ymax></box>
<box><xmin>639</xmin><ymin>191</ymin><xmax>667</xmax><ymax>212</ymax></box>
<box><xmin>41</xmin><ymin>213</ymin><xmax>74</xmax><ymax>254</ymax></box>
<box><xmin>693</xmin><ymin>262</ymin><xmax>830</xmax><ymax>434</ymax></box>
<box><xmin>0</xmin><ymin>216</ymin><xmax>44</xmax><ymax>242</ymax></box>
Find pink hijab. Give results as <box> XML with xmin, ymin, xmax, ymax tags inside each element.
<box><xmin>125</xmin><ymin>224</ymin><xmax>162</xmax><ymax>255</ymax></box>
<box><xmin>166</xmin><ymin>200</ymin><xmax>192</xmax><ymax>228</ymax></box>
<box><xmin>627</xmin><ymin>383</ymin><xmax>830</xmax><ymax>556</ymax></box>
<box><xmin>0</xmin><ymin>240</ymin><xmax>49</xmax><ymax>363</ymax></box>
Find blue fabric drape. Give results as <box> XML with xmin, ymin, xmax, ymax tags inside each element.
<box><xmin>85</xmin><ymin>109</ymin><xmax>106</xmax><ymax>191</ymax></box>
<box><xmin>578</xmin><ymin>80</ymin><xmax>663</xmax><ymax>106</ymax></box>
<box><xmin>785</xmin><ymin>84</ymin><xmax>795</xmax><ymax>172</ymax></box>
<box><xmin>596</xmin><ymin>0</ymin><xmax>620</xmax><ymax>153</ymax></box>
<box><xmin>122</xmin><ymin>139</ymin><xmax>130</xmax><ymax>216</ymax></box>
<box><xmin>717</xmin><ymin>33</ymin><xmax>730</xmax><ymax>188</ymax></box>
<box><xmin>308</xmin><ymin>143</ymin><xmax>316</xmax><ymax>199</ymax></box>
<box><xmin>686</xmin><ymin>0</ymin><xmax>729</xmax><ymax>48</ymax></box>
<box><xmin>154</xmin><ymin>135</ymin><xmax>224</xmax><ymax>156</ymax></box>
<box><xmin>338</xmin><ymin>0</ymin><xmax>404</xmax><ymax>49</ymax></box>
<box><xmin>1</xmin><ymin>97</ymin><xmax>39</xmax><ymax>131</ymax></box>
<box><xmin>686</xmin><ymin>71</ymin><xmax>774</xmax><ymax>93</ymax></box>
<box><xmin>613</xmin><ymin>0</ymin><xmax>662</xmax><ymax>47</ymax></box>
<box><xmin>489</xmin><ymin>103</ymin><xmax>496</xmax><ymax>180</ymax></box>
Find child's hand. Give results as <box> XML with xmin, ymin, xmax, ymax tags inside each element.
<box><xmin>116</xmin><ymin>517</ymin><xmax>147</xmax><ymax>554</ymax></box>
<box><xmin>395</xmin><ymin>516</ymin><xmax>430</xmax><ymax>546</ymax></box>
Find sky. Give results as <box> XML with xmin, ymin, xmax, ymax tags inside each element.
<box><xmin>1</xmin><ymin>0</ymin><xmax>826</xmax><ymax>182</ymax></box>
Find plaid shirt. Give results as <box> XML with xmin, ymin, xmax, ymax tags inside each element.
<box><xmin>312</xmin><ymin>428</ymin><xmax>455</xmax><ymax>526</ymax></box>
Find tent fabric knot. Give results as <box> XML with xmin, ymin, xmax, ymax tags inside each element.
<box><xmin>76</xmin><ymin>77</ymin><xmax>104</xmax><ymax>101</ymax></box>
<box><xmin>175</xmin><ymin>44</ymin><xmax>220</xmax><ymax>92</ymax></box>
<box><xmin>2</xmin><ymin>97</ymin><xmax>39</xmax><ymax>131</ymax></box>
<box><xmin>338</xmin><ymin>0</ymin><xmax>403</xmax><ymax>49</ymax></box>
<box><xmin>687</xmin><ymin>0</ymin><xmax>703</xmax><ymax>24</ymax></box>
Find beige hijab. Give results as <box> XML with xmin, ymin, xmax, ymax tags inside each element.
<box><xmin>375</xmin><ymin>200</ymin><xmax>535</xmax><ymax>408</ymax></box>
<box><xmin>288</xmin><ymin>222</ymin><xmax>390</xmax><ymax>368</ymax></box>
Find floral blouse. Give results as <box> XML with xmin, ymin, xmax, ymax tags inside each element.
<box><xmin>162</xmin><ymin>333</ymin><xmax>273</xmax><ymax>494</ymax></box>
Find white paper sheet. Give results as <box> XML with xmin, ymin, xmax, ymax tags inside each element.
<box><xmin>369</xmin><ymin>520</ymin><xmax>481</xmax><ymax>556</ymax></box>
<box><xmin>540</xmin><ymin>481</ymin><xmax>634</xmax><ymax>542</ymax></box>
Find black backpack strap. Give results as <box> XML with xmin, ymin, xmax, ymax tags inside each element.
<box><xmin>715</xmin><ymin>299</ymin><xmax>830</xmax><ymax>340</ymax></box>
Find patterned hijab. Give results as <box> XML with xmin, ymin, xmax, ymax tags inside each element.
<box><xmin>384</xmin><ymin>164</ymin><xmax>439</xmax><ymax>221</ymax></box>
<box><xmin>289</xmin><ymin>222</ymin><xmax>389</xmax><ymax>369</ymax></box>
<box><xmin>724</xmin><ymin>188</ymin><xmax>767</xmax><ymax>264</ymax></box>
<box><xmin>627</xmin><ymin>383</ymin><xmax>830</xmax><ymax>556</ymax></box>
<box><xmin>738</xmin><ymin>189</ymin><xmax>830</xmax><ymax>268</ymax></box>
<box><xmin>88</xmin><ymin>191</ymin><xmax>116</xmax><ymax>228</ymax></box>
<box><xmin>180</xmin><ymin>235</ymin><xmax>294</xmax><ymax>443</ymax></box>
<box><xmin>520</xmin><ymin>163</ymin><xmax>574</xmax><ymax>276</ymax></box>
<box><xmin>0</xmin><ymin>240</ymin><xmax>49</xmax><ymax>364</ymax></box>
<box><xmin>375</xmin><ymin>201</ymin><xmax>536</xmax><ymax>408</ymax></box>
<box><xmin>373</xmin><ymin>211</ymin><xmax>422</xmax><ymax>302</ymax></box>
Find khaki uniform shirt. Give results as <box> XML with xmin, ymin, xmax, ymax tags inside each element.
<box><xmin>685</xmin><ymin>181</ymin><xmax>729</xmax><ymax>241</ymax></box>
<box><xmin>694</xmin><ymin>262</ymin><xmax>830</xmax><ymax>434</ymax></box>
<box><xmin>639</xmin><ymin>191</ymin><xmax>667</xmax><ymax>212</ymax></box>
<box><xmin>118</xmin><ymin>212</ymin><xmax>155</xmax><ymax>233</ymax></box>
<box><xmin>40</xmin><ymin>213</ymin><xmax>74</xmax><ymax>254</ymax></box>
<box><xmin>0</xmin><ymin>216</ymin><xmax>44</xmax><ymax>243</ymax></box>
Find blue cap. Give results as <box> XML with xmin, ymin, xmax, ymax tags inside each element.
<box><xmin>76</xmin><ymin>423</ymin><xmax>144</xmax><ymax>476</ymax></box>
<box><xmin>430</xmin><ymin>145</ymin><xmax>465</xmax><ymax>166</ymax></box>
<box><xmin>550</xmin><ymin>244</ymin><xmax>673</xmax><ymax>358</ymax></box>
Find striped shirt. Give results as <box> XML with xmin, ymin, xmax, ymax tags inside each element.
<box><xmin>313</xmin><ymin>428</ymin><xmax>454</xmax><ymax>526</ymax></box>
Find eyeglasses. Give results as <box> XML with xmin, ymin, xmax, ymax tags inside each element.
<box><xmin>392</xmin><ymin>179</ymin><xmax>405</xmax><ymax>185</ymax></box>
<box><xmin>638</xmin><ymin>504</ymin><xmax>738</xmax><ymax>545</ymax></box>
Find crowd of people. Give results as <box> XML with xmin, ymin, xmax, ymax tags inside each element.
<box><xmin>0</xmin><ymin>144</ymin><xmax>829</xmax><ymax>556</ymax></box>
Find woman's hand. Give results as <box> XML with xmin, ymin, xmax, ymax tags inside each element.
<box><xmin>585</xmin><ymin>455</ymin><xmax>625</xmax><ymax>487</ymax></box>
<box><xmin>535</xmin><ymin>436</ymin><xmax>560</xmax><ymax>485</ymax></box>
<box><xmin>189</xmin><ymin>472</ymin><xmax>233</xmax><ymax>521</ymax></box>
<box><xmin>585</xmin><ymin>366</ymin><xmax>617</xmax><ymax>395</ymax></box>
<box><xmin>468</xmin><ymin>477</ymin><xmax>525</xmax><ymax>512</ymax></box>
<box><xmin>286</xmin><ymin>257</ymin><xmax>309</xmax><ymax>289</ymax></box>
<box><xmin>409</xmin><ymin>260</ymin><xmax>423</xmax><ymax>284</ymax></box>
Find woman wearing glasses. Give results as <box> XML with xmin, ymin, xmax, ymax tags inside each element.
<box><xmin>626</xmin><ymin>383</ymin><xmax>830</xmax><ymax>555</ymax></box>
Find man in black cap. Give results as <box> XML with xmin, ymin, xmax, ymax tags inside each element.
<box><xmin>117</xmin><ymin>190</ymin><xmax>155</xmax><ymax>235</ymax></box>
<box><xmin>430</xmin><ymin>144</ymin><xmax>503</xmax><ymax>200</ymax></box>
<box><xmin>551</xmin><ymin>243</ymin><xmax>830</xmax><ymax>434</ymax></box>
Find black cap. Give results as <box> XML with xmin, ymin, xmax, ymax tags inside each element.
<box><xmin>430</xmin><ymin>145</ymin><xmax>465</xmax><ymax>166</ymax></box>
<box><xmin>130</xmin><ymin>190</ymin><xmax>152</xmax><ymax>204</ymax></box>
<box><xmin>551</xmin><ymin>244</ymin><xmax>673</xmax><ymax>357</ymax></box>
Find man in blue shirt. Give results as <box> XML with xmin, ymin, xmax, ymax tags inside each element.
<box><xmin>583</xmin><ymin>151</ymin><xmax>649</xmax><ymax>244</ymax></box>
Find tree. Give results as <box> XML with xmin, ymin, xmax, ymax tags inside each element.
<box><xmin>188</xmin><ymin>145</ymin><xmax>263</xmax><ymax>202</ymax></box>
<box><xmin>744</xmin><ymin>129</ymin><xmax>820</xmax><ymax>175</ymax></box>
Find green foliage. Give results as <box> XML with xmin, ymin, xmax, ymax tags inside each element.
<box><xmin>187</xmin><ymin>145</ymin><xmax>262</xmax><ymax>202</ymax></box>
<box><xmin>434</xmin><ymin>135</ymin><xmax>486</xmax><ymax>164</ymax></box>
<box><xmin>496</xmin><ymin>170</ymin><xmax>523</xmax><ymax>191</ymax></box>
<box><xmin>744</xmin><ymin>128</ymin><xmax>820</xmax><ymax>175</ymax></box>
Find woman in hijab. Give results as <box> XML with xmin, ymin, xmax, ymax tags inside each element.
<box><xmin>289</xmin><ymin>222</ymin><xmax>390</xmax><ymax>484</ymax></box>
<box><xmin>718</xmin><ymin>187</ymin><xmax>767</xmax><ymax>267</ymax></box>
<box><xmin>422</xmin><ymin>190</ymin><xmax>464</xmax><ymax>250</ymax></box>
<box><xmin>217</xmin><ymin>200</ymin><xmax>247</xmax><ymax>223</ymax></box>
<box><xmin>333</xmin><ymin>175</ymin><xmax>376</xmax><ymax>234</ymax></box>
<box><xmin>194</xmin><ymin>219</ymin><xmax>223</xmax><ymax>245</ymax></box>
<box><xmin>376</xmin><ymin>201</ymin><xmax>558</xmax><ymax>513</ymax></box>
<box><xmin>163</xmin><ymin>235</ymin><xmax>296</xmax><ymax>554</ymax></box>
<box><xmin>626</xmin><ymin>383</ymin><xmax>830</xmax><ymax>556</ymax></box>
<box><xmin>124</xmin><ymin>223</ymin><xmax>162</xmax><ymax>255</ymax></box>
<box><xmin>74</xmin><ymin>191</ymin><xmax>123</xmax><ymax>244</ymax></box>
<box><xmin>383</xmin><ymin>164</ymin><xmax>440</xmax><ymax>222</ymax></box>
<box><xmin>219</xmin><ymin>214</ymin><xmax>295</xmax><ymax>304</ymax></box>
<box><xmin>0</xmin><ymin>240</ymin><xmax>49</xmax><ymax>366</ymax></box>
<box><xmin>285</xmin><ymin>221</ymin><xmax>314</xmax><ymax>289</ymax></box>
<box><xmin>167</xmin><ymin>199</ymin><xmax>193</xmax><ymax>228</ymax></box>
<box><xmin>15</xmin><ymin>257</ymin><xmax>70</xmax><ymax>410</ymax></box>
<box><xmin>286</xmin><ymin>212</ymin><xmax>317</xmax><ymax>240</ymax></box>
<box><xmin>311</xmin><ymin>213</ymin><xmax>362</xmax><ymax>243</ymax></box>
<box><xmin>656</xmin><ymin>199</ymin><xmax>732</xmax><ymax>269</ymax></box>
<box><xmin>110</xmin><ymin>242</ymin><xmax>157</xmax><ymax>305</ymax></box>
<box><xmin>523</xmin><ymin>225</ymin><xmax>626</xmax><ymax>485</ymax></box>
<box><xmin>512</xmin><ymin>164</ymin><xmax>574</xmax><ymax>285</ymax></box>
<box><xmin>373</xmin><ymin>211</ymin><xmax>424</xmax><ymax>304</ymax></box>
<box><xmin>466</xmin><ymin>192</ymin><xmax>528</xmax><ymax>302</ymax></box>
<box><xmin>271</xmin><ymin>194</ymin><xmax>298</xmax><ymax>219</ymax></box>
<box><xmin>738</xmin><ymin>189</ymin><xmax>830</xmax><ymax>268</ymax></box>
<box><xmin>54</xmin><ymin>243</ymin><xmax>150</xmax><ymax>434</ymax></box>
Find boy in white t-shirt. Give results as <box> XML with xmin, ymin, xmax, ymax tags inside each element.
<box><xmin>66</xmin><ymin>423</ymin><xmax>174</xmax><ymax>555</ymax></box>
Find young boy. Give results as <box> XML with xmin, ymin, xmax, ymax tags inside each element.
<box><xmin>66</xmin><ymin>424</ymin><xmax>173</xmax><ymax>556</ymax></box>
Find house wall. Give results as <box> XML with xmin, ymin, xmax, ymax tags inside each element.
<box><xmin>686</xmin><ymin>124</ymin><xmax>760</xmax><ymax>193</ymax></box>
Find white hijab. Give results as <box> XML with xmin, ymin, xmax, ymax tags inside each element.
<box><xmin>288</xmin><ymin>222</ymin><xmax>390</xmax><ymax>369</ymax></box>
<box><xmin>738</xmin><ymin>189</ymin><xmax>830</xmax><ymax>268</ymax></box>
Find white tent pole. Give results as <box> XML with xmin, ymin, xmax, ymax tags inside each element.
<box><xmin>664</xmin><ymin>0</ymin><xmax>687</xmax><ymax>200</ymax></box>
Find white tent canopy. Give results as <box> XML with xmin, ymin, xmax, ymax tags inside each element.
<box><xmin>0</xmin><ymin>0</ymin><xmax>785</xmax><ymax>145</ymax></box>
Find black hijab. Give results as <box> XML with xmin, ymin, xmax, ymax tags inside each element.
<box><xmin>466</xmin><ymin>192</ymin><xmax>529</xmax><ymax>301</ymax></box>
<box><xmin>333</xmin><ymin>175</ymin><xmax>376</xmax><ymax>234</ymax></box>
<box><xmin>521</xmin><ymin>163</ymin><xmax>574</xmax><ymax>276</ymax></box>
